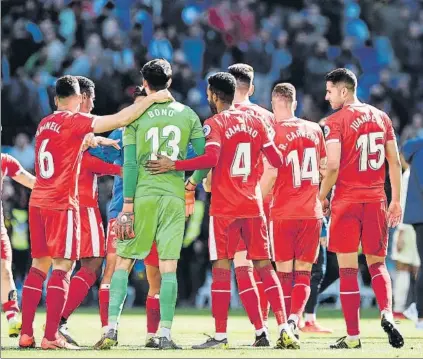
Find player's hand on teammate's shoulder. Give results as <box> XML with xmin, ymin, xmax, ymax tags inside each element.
<box><xmin>145</xmin><ymin>154</ymin><xmax>175</xmax><ymax>174</ymax></box>
<box><xmin>150</xmin><ymin>89</ymin><xmax>174</xmax><ymax>104</ymax></box>
<box><xmin>387</xmin><ymin>200</ymin><xmax>402</xmax><ymax>228</ymax></box>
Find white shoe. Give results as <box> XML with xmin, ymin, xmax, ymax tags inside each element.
<box><xmin>403</xmin><ymin>303</ymin><xmax>418</xmax><ymax>323</ymax></box>
<box><xmin>416</xmin><ymin>321</ymin><xmax>423</xmax><ymax>330</ymax></box>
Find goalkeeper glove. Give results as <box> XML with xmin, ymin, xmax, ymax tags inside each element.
<box><xmin>185</xmin><ymin>179</ymin><xmax>196</xmax><ymax>217</ymax></box>
<box><xmin>115</xmin><ymin>211</ymin><xmax>135</xmax><ymax>240</ymax></box>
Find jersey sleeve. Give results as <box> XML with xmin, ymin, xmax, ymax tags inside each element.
<box><xmin>70</xmin><ymin>113</ymin><xmax>95</xmax><ymax>138</ymax></box>
<box><xmin>189</xmin><ymin>110</ymin><xmax>205</xmax><ymax>140</ymax></box>
<box><xmin>123</xmin><ymin>120</ymin><xmax>138</xmax><ymax>147</ymax></box>
<box><xmin>82</xmin><ymin>153</ymin><xmax>121</xmax><ymax>176</ymax></box>
<box><xmin>1</xmin><ymin>154</ymin><xmax>23</xmax><ymax>177</ymax></box>
<box><xmin>384</xmin><ymin>113</ymin><xmax>396</xmax><ymax>141</ymax></box>
<box><xmin>324</xmin><ymin>116</ymin><xmax>342</xmax><ymax>144</ymax></box>
<box><xmin>203</xmin><ymin>117</ymin><xmax>222</xmax><ymax>148</ymax></box>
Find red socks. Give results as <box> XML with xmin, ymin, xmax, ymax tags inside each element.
<box><xmin>146</xmin><ymin>295</ymin><xmax>160</xmax><ymax>335</ymax></box>
<box><xmin>211</xmin><ymin>267</ymin><xmax>231</xmax><ymax>334</ymax></box>
<box><xmin>99</xmin><ymin>284</ymin><xmax>110</xmax><ymax>329</ymax></box>
<box><xmin>62</xmin><ymin>267</ymin><xmax>97</xmax><ymax>320</ymax></box>
<box><xmin>235</xmin><ymin>266</ymin><xmax>263</xmax><ymax>330</ymax></box>
<box><xmin>253</xmin><ymin>268</ymin><xmax>269</xmax><ymax>324</ymax></box>
<box><xmin>44</xmin><ymin>270</ymin><xmax>70</xmax><ymax>341</ymax></box>
<box><xmin>339</xmin><ymin>268</ymin><xmax>360</xmax><ymax>336</ymax></box>
<box><xmin>290</xmin><ymin>271</ymin><xmax>311</xmax><ymax>318</ymax></box>
<box><xmin>277</xmin><ymin>271</ymin><xmax>293</xmax><ymax>317</ymax></box>
<box><xmin>2</xmin><ymin>294</ymin><xmax>20</xmax><ymax>321</ymax></box>
<box><xmin>369</xmin><ymin>262</ymin><xmax>392</xmax><ymax>313</ymax></box>
<box><xmin>21</xmin><ymin>267</ymin><xmax>46</xmax><ymax>337</ymax></box>
<box><xmin>256</xmin><ymin>265</ymin><xmax>286</xmax><ymax>325</ymax></box>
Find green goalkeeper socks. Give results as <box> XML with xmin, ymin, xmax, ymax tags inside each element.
<box><xmin>160</xmin><ymin>272</ymin><xmax>178</xmax><ymax>331</ymax></box>
<box><xmin>108</xmin><ymin>269</ymin><xmax>129</xmax><ymax>330</ymax></box>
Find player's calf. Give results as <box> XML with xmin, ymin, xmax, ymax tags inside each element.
<box><xmin>146</xmin><ymin>264</ymin><xmax>161</xmax><ymax>347</ymax></box>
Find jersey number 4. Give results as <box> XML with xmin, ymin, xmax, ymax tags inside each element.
<box><xmin>231</xmin><ymin>143</ymin><xmax>251</xmax><ymax>182</ymax></box>
<box><xmin>286</xmin><ymin>148</ymin><xmax>319</xmax><ymax>187</ymax></box>
<box><xmin>356</xmin><ymin>132</ymin><xmax>385</xmax><ymax>171</ymax></box>
<box><xmin>146</xmin><ymin>126</ymin><xmax>181</xmax><ymax>161</ymax></box>
<box><xmin>38</xmin><ymin>139</ymin><xmax>54</xmax><ymax>179</ymax></box>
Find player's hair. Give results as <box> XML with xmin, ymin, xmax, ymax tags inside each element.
<box><xmin>55</xmin><ymin>75</ymin><xmax>80</xmax><ymax>98</ymax></box>
<box><xmin>208</xmin><ymin>72</ymin><xmax>236</xmax><ymax>104</ymax></box>
<box><xmin>325</xmin><ymin>68</ymin><xmax>357</xmax><ymax>91</ymax></box>
<box><xmin>227</xmin><ymin>63</ymin><xmax>254</xmax><ymax>88</ymax></box>
<box><xmin>133</xmin><ymin>86</ymin><xmax>147</xmax><ymax>100</ymax></box>
<box><xmin>272</xmin><ymin>83</ymin><xmax>296</xmax><ymax>103</ymax></box>
<box><xmin>141</xmin><ymin>59</ymin><xmax>172</xmax><ymax>91</ymax></box>
<box><xmin>76</xmin><ymin>76</ymin><xmax>95</xmax><ymax>96</ymax></box>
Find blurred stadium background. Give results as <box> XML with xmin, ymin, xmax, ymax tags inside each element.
<box><xmin>1</xmin><ymin>0</ymin><xmax>423</xmax><ymax>313</ymax></box>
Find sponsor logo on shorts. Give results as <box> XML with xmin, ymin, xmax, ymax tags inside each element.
<box><xmin>203</xmin><ymin>124</ymin><xmax>211</xmax><ymax>137</ymax></box>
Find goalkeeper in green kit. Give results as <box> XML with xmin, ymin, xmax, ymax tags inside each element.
<box><xmin>97</xmin><ymin>59</ymin><xmax>205</xmax><ymax>350</ymax></box>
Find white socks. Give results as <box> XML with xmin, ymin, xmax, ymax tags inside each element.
<box><xmin>304</xmin><ymin>313</ymin><xmax>316</xmax><ymax>323</ymax></box>
<box><xmin>215</xmin><ymin>332</ymin><xmax>227</xmax><ymax>341</ymax></box>
<box><xmin>393</xmin><ymin>270</ymin><xmax>410</xmax><ymax>313</ymax></box>
<box><xmin>161</xmin><ymin>327</ymin><xmax>171</xmax><ymax>340</ymax></box>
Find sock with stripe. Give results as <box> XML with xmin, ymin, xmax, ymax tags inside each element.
<box><xmin>277</xmin><ymin>271</ymin><xmax>293</xmax><ymax>317</ymax></box>
<box><xmin>159</xmin><ymin>272</ymin><xmax>178</xmax><ymax>338</ymax></box>
<box><xmin>21</xmin><ymin>267</ymin><xmax>46</xmax><ymax>337</ymax></box>
<box><xmin>44</xmin><ymin>270</ymin><xmax>70</xmax><ymax>341</ymax></box>
<box><xmin>253</xmin><ymin>268</ymin><xmax>269</xmax><ymax>326</ymax></box>
<box><xmin>212</xmin><ymin>267</ymin><xmax>231</xmax><ymax>338</ymax></box>
<box><xmin>61</xmin><ymin>267</ymin><xmax>97</xmax><ymax>321</ymax></box>
<box><xmin>146</xmin><ymin>294</ymin><xmax>160</xmax><ymax>337</ymax></box>
<box><xmin>99</xmin><ymin>284</ymin><xmax>110</xmax><ymax>333</ymax></box>
<box><xmin>108</xmin><ymin>269</ymin><xmax>129</xmax><ymax>331</ymax></box>
<box><xmin>256</xmin><ymin>265</ymin><xmax>287</xmax><ymax>326</ymax></box>
<box><xmin>289</xmin><ymin>271</ymin><xmax>311</xmax><ymax>324</ymax></box>
<box><xmin>235</xmin><ymin>266</ymin><xmax>263</xmax><ymax>331</ymax></box>
<box><xmin>339</xmin><ymin>268</ymin><xmax>360</xmax><ymax>336</ymax></box>
<box><xmin>368</xmin><ymin>262</ymin><xmax>392</xmax><ymax>314</ymax></box>
<box><xmin>2</xmin><ymin>290</ymin><xmax>20</xmax><ymax>322</ymax></box>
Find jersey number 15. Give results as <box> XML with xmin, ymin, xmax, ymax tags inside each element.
<box><xmin>356</xmin><ymin>132</ymin><xmax>385</xmax><ymax>171</ymax></box>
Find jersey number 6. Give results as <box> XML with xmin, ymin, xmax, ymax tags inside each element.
<box><xmin>38</xmin><ymin>139</ymin><xmax>55</xmax><ymax>179</ymax></box>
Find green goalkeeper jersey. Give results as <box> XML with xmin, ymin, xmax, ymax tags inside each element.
<box><xmin>123</xmin><ymin>101</ymin><xmax>204</xmax><ymax>200</ymax></box>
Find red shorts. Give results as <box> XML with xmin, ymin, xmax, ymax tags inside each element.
<box><xmin>328</xmin><ymin>200</ymin><xmax>388</xmax><ymax>256</ymax></box>
<box><xmin>269</xmin><ymin>218</ymin><xmax>321</xmax><ymax>263</ymax></box>
<box><xmin>144</xmin><ymin>242</ymin><xmax>159</xmax><ymax>267</ymax></box>
<box><xmin>1</xmin><ymin>228</ymin><xmax>12</xmax><ymax>262</ymax></box>
<box><xmin>209</xmin><ymin>216</ymin><xmax>270</xmax><ymax>261</ymax></box>
<box><xmin>106</xmin><ymin>219</ymin><xmax>117</xmax><ymax>255</ymax></box>
<box><xmin>29</xmin><ymin>206</ymin><xmax>80</xmax><ymax>260</ymax></box>
<box><xmin>79</xmin><ymin>207</ymin><xmax>106</xmax><ymax>258</ymax></box>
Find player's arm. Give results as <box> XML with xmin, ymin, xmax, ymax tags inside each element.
<box><xmin>319</xmin><ymin>142</ymin><xmax>341</xmax><ymax>201</ymax></box>
<box><xmin>92</xmin><ymin>90</ymin><xmax>174</xmax><ymax>134</ymax></box>
<box><xmin>83</xmin><ymin>153</ymin><xmax>121</xmax><ymax>177</ymax></box>
<box><xmin>89</xmin><ymin>129</ymin><xmax>122</xmax><ymax>163</ymax></box>
<box><xmin>385</xmin><ymin>139</ymin><xmax>402</xmax><ymax>227</ymax></box>
<box><xmin>260</xmin><ymin>158</ymin><xmax>277</xmax><ymax>198</ymax></box>
<box><xmin>260</xmin><ymin>119</ymin><xmax>283</xmax><ymax>168</ymax></box>
<box><xmin>12</xmin><ymin>169</ymin><xmax>36</xmax><ymax>189</ymax></box>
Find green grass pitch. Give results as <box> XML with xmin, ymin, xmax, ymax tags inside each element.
<box><xmin>1</xmin><ymin>308</ymin><xmax>422</xmax><ymax>358</ymax></box>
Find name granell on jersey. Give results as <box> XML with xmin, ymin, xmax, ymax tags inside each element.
<box><xmin>35</xmin><ymin>121</ymin><xmax>61</xmax><ymax>137</ymax></box>
<box><xmin>225</xmin><ymin>123</ymin><xmax>258</xmax><ymax>139</ymax></box>
<box><xmin>285</xmin><ymin>129</ymin><xmax>319</xmax><ymax>145</ymax></box>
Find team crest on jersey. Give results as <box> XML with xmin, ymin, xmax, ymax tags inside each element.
<box><xmin>324</xmin><ymin>125</ymin><xmax>330</xmax><ymax>138</ymax></box>
<box><xmin>203</xmin><ymin>124</ymin><xmax>211</xmax><ymax>137</ymax></box>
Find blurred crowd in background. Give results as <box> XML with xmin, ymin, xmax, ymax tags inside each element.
<box><xmin>1</xmin><ymin>0</ymin><xmax>423</xmax><ymax>310</ymax></box>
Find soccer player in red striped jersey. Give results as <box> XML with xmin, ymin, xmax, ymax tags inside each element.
<box><xmin>1</xmin><ymin>154</ymin><xmax>35</xmax><ymax>338</ymax></box>
<box><xmin>320</xmin><ymin>68</ymin><xmax>404</xmax><ymax>349</ymax></box>
<box><xmin>19</xmin><ymin>75</ymin><xmax>173</xmax><ymax>350</ymax></box>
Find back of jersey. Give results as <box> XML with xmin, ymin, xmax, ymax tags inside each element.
<box><xmin>204</xmin><ymin>108</ymin><xmax>271</xmax><ymax>218</ymax></box>
<box><xmin>123</xmin><ymin>101</ymin><xmax>203</xmax><ymax>200</ymax></box>
<box><xmin>30</xmin><ymin>111</ymin><xmax>94</xmax><ymax>210</ymax></box>
<box><xmin>324</xmin><ymin>103</ymin><xmax>396</xmax><ymax>202</ymax></box>
<box><xmin>271</xmin><ymin>118</ymin><xmax>326</xmax><ymax>219</ymax></box>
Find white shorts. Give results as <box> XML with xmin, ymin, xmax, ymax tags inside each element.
<box><xmin>391</xmin><ymin>225</ymin><xmax>420</xmax><ymax>267</ymax></box>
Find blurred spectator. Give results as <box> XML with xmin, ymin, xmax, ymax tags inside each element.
<box><xmin>9</xmin><ymin>133</ymin><xmax>35</xmax><ymax>171</ymax></box>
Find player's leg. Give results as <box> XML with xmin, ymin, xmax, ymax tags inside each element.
<box><xmin>192</xmin><ymin>217</ymin><xmax>237</xmax><ymax>349</ymax></box>
<box><xmin>363</xmin><ymin>201</ymin><xmax>404</xmax><ymax>348</ymax></box>
<box><xmin>233</xmin><ymin>248</ymin><xmax>268</xmax><ymax>346</ymax></box>
<box><xmin>247</xmin><ymin>217</ymin><xmax>299</xmax><ymax>350</ymax></box>
<box><xmin>327</xmin><ymin>201</ymin><xmax>362</xmax><ymax>349</ymax></box>
<box><xmin>20</xmin><ymin>206</ymin><xmax>52</xmax><ymax>348</ymax></box>
<box><xmin>1</xmin><ymin>231</ymin><xmax>21</xmax><ymax>337</ymax></box>
<box><xmin>412</xmin><ymin>223</ymin><xmax>423</xmax><ymax>328</ymax></box>
<box><xmin>155</xmin><ymin>196</ymin><xmax>185</xmax><ymax>350</ymax></box>
<box><xmin>144</xmin><ymin>242</ymin><xmax>161</xmax><ymax>348</ymax></box>
<box><xmin>393</xmin><ymin>261</ymin><xmax>411</xmax><ymax>317</ymax></box>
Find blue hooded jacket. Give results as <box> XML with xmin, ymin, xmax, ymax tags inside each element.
<box><xmin>402</xmin><ymin>137</ymin><xmax>423</xmax><ymax>225</ymax></box>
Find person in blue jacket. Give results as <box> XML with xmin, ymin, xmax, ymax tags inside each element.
<box><xmin>402</xmin><ymin>136</ymin><xmax>423</xmax><ymax>329</ymax></box>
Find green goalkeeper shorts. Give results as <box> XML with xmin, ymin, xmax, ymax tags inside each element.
<box><xmin>117</xmin><ymin>195</ymin><xmax>185</xmax><ymax>261</ymax></box>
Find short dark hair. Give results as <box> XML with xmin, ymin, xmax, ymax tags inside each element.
<box><xmin>325</xmin><ymin>68</ymin><xmax>357</xmax><ymax>91</ymax></box>
<box><xmin>141</xmin><ymin>59</ymin><xmax>172</xmax><ymax>91</ymax></box>
<box><xmin>55</xmin><ymin>75</ymin><xmax>80</xmax><ymax>98</ymax></box>
<box><xmin>272</xmin><ymin>83</ymin><xmax>296</xmax><ymax>102</ymax></box>
<box><xmin>133</xmin><ymin>86</ymin><xmax>147</xmax><ymax>100</ymax></box>
<box><xmin>227</xmin><ymin>63</ymin><xmax>254</xmax><ymax>87</ymax></box>
<box><xmin>76</xmin><ymin>76</ymin><xmax>95</xmax><ymax>96</ymax></box>
<box><xmin>208</xmin><ymin>72</ymin><xmax>236</xmax><ymax>104</ymax></box>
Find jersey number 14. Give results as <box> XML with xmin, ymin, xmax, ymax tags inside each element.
<box><xmin>286</xmin><ymin>148</ymin><xmax>319</xmax><ymax>187</ymax></box>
